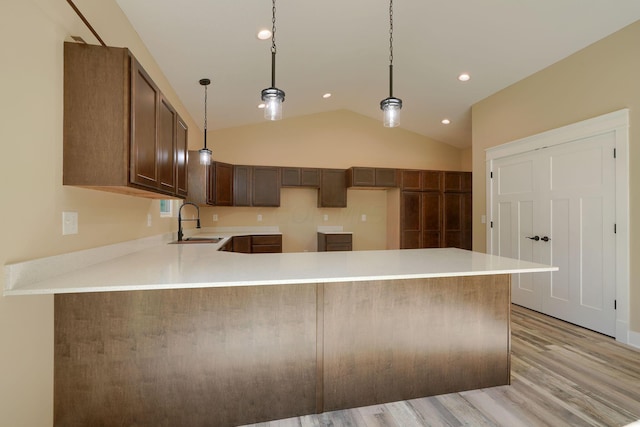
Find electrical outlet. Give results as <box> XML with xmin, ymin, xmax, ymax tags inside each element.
<box><xmin>323</xmin><ymin>214</ymin><xmax>328</xmax><ymax>221</ymax></box>
<box><xmin>481</xmin><ymin>215</ymin><xmax>487</xmax><ymax>224</ymax></box>
<box><xmin>62</xmin><ymin>211</ymin><xmax>78</xmax><ymax>235</ymax></box>
<box><xmin>213</xmin><ymin>214</ymin><xmax>218</xmax><ymax>221</ymax></box>
<box><xmin>147</xmin><ymin>214</ymin><xmax>152</xmax><ymax>227</ymax></box>
<box><xmin>361</xmin><ymin>214</ymin><xmax>367</xmax><ymax>222</ymax></box>
<box><xmin>257</xmin><ymin>214</ymin><xmax>263</xmax><ymax>222</ymax></box>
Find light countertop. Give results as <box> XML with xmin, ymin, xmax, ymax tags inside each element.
<box><xmin>4</xmin><ymin>232</ymin><xmax>556</xmax><ymax>296</ymax></box>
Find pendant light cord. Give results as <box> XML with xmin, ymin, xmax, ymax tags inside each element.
<box><xmin>388</xmin><ymin>0</ymin><xmax>394</xmax><ymax>98</ymax></box>
<box><xmin>271</xmin><ymin>0</ymin><xmax>277</xmax><ymax>88</ymax></box>
<box><xmin>202</xmin><ymin>81</ymin><xmax>209</xmax><ymax>149</ymax></box>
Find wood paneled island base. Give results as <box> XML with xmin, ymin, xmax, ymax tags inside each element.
<box><xmin>54</xmin><ymin>275</ymin><xmax>511</xmax><ymax>426</ymax></box>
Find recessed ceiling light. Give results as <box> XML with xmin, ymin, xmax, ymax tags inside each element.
<box><xmin>441</xmin><ymin>119</ymin><xmax>451</xmax><ymax>125</ymax></box>
<box><xmin>258</xmin><ymin>103</ymin><xmax>266</xmax><ymax>109</ymax></box>
<box><xmin>322</xmin><ymin>93</ymin><xmax>332</xmax><ymax>99</ymax></box>
<box><xmin>257</xmin><ymin>29</ymin><xmax>272</xmax><ymax>40</ymax></box>
<box><xmin>458</xmin><ymin>73</ymin><xmax>471</xmax><ymax>82</ymax></box>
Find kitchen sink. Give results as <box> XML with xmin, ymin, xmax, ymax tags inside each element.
<box><xmin>170</xmin><ymin>237</ymin><xmax>222</xmax><ymax>244</ymax></box>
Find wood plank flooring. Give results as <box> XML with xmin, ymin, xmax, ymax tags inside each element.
<box><xmin>241</xmin><ymin>304</ymin><xmax>640</xmax><ymax>427</ymax></box>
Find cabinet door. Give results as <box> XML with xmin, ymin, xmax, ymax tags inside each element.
<box><xmin>444</xmin><ymin>171</ymin><xmax>472</xmax><ymax>192</ymax></box>
<box><xmin>252</xmin><ymin>166</ymin><xmax>280</xmax><ymax>207</ymax></box>
<box><xmin>281</xmin><ymin>168</ymin><xmax>320</xmax><ymax>187</ymax></box>
<box><xmin>232</xmin><ymin>235</ymin><xmax>251</xmax><ymax>253</ymax></box>
<box><xmin>375</xmin><ymin>168</ymin><xmax>398</xmax><ymax>187</ymax></box>
<box><xmin>300</xmin><ymin>168</ymin><xmax>320</xmax><ymax>187</ymax></box>
<box><xmin>281</xmin><ymin>168</ymin><xmax>301</xmax><ymax>187</ymax></box>
<box><xmin>208</xmin><ymin>162</ymin><xmax>233</xmax><ymax>206</ymax></box>
<box><xmin>400</xmin><ymin>192</ymin><xmax>421</xmax><ymax>249</ymax></box>
<box><xmin>421</xmin><ymin>192</ymin><xmax>442</xmax><ymax>248</ymax></box>
<box><xmin>175</xmin><ymin>116</ymin><xmax>188</xmax><ymax>198</ymax></box>
<box><xmin>318</xmin><ymin>169</ymin><xmax>347</xmax><ymax>207</ymax></box>
<box><xmin>131</xmin><ymin>60</ymin><xmax>160</xmax><ymax>189</ymax></box>
<box><xmin>157</xmin><ymin>95</ymin><xmax>176</xmax><ymax>194</ymax></box>
<box><xmin>422</xmin><ymin>171</ymin><xmax>443</xmax><ymax>192</ymax></box>
<box><xmin>348</xmin><ymin>167</ymin><xmax>375</xmax><ymax>187</ymax></box>
<box><xmin>401</xmin><ymin>170</ymin><xmax>422</xmax><ymax>190</ymax></box>
<box><xmin>233</xmin><ymin>165</ymin><xmax>252</xmax><ymax>206</ymax></box>
<box><xmin>443</xmin><ymin>193</ymin><xmax>472</xmax><ymax>249</ymax></box>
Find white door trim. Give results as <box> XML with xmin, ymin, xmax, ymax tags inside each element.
<box><xmin>485</xmin><ymin>109</ymin><xmax>630</xmax><ymax>345</ymax></box>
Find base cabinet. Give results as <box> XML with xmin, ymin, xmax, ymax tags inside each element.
<box><xmin>223</xmin><ymin>235</ymin><xmax>283</xmax><ymax>253</ymax></box>
<box><xmin>54</xmin><ymin>275</ymin><xmax>510</xmax><ymax>426</ymax></box>
<box><xmin>317</xmin><ymin>233</ymin><xmax>352</xmax><ymax>251</ymax></box>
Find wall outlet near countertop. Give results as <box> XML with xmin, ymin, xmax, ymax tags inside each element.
<box><xmin>323</xmin><ymin>214</ymin><xmax>328</xmax><ymax>221</ymax></box>
<box><xmin>257</xmin><ymin>214</ymin><xmax>262</xmax><ymax>222</ymax></box>
<box><xmin>147</xmin><ymin>213</ymin><xmax>152</xmax><ymax>227</ymax></box>
<box><xmin>213</xmin><ymin>214</ymin><xmax>218</xmax><ymax>221</ymax></box>
<box><xmin>62</xmin><ymin>211</ymin><xmax>78</xmax><ymax>235</ymax></box>
<box><xmin>361</xmin><ymin>214</ymin><xmax>367</xmax><ymax>222</ymax></box>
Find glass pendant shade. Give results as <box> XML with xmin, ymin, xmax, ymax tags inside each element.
<box><xmin>380</xmin><ymin>97</ymin><xmax>402</xmax><ymax>127</ymax></box>
<box><xmin>262</xmin><ymin>87</ymin><xmax>285</xmax><ymax>121</ymax></box>
<box><xmin>199</xmin><ymin>147</ymin><xmax>212</xmax><ymax>165</ymax></box>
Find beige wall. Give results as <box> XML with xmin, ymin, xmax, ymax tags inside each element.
<box><xmin>1</xmin><ymin>1</ymin><xmax>464</xmax><ymax>425</ymax></box>
<box><xmin>200</xmin><ymin>110</ymin><xmax>464</xmax><ymax>252</ymax></box>
<box><xmin>1</xmin><ymin>0</ymin><xmax>199</xmax><ymax>425</ymax></box>
<box><xmin>471</xmin><ymin>21</ymin><xmax>640</xmax><ymax>333</ymax></box>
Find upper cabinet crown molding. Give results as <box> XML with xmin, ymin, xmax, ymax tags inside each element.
<box><xmin>63</xmin><ymin>42</ymin><xmax>187</xmax><ymax>199</ymax></box>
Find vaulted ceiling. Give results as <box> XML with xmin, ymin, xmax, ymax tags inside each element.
<box><xmin>115</xmin><ymin>0</ymin><xmax>640</xmax><ymax>148</ymax></box>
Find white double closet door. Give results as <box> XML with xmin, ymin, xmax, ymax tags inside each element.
<box><xmin>491</xmin><ymin>132</ymin><xmax>616</xmax><ymax>336</ymax></box>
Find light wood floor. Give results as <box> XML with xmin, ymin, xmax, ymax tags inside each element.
<box><xmin>241</xmin><ymin>304</ymin><xmax>640</xmax><ymax>427</ymax></box>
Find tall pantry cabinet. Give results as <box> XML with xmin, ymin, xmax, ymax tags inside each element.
<box><xmin>400</xmin><ymin>170</ymin><xmax>472</xmax><ymax>250</ymax></box>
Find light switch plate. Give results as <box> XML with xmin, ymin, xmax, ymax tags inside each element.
<box><xmin>62</xmin><ymin>211</ymin><xmax>78</xmax><ymax>235</ymax></box>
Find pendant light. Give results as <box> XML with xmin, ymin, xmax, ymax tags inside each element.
<box><xmin>261</xmin><ymin>0</ymin><xmax>285</xmax><ymax>121</ymax></box>
<box><xmin>380</xmin><ymin>0</ymin><xmax>402</xmax><ymax>127</ymax></box>
<box><xmin>198</xmin><ymin>78</ymin><xmax>212</xmax><ymax>165</ymax></box>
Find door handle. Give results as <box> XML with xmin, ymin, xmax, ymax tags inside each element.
<box><xmin>541</xmin><ymin>236</ymin><xmax>550</xmax><ymax>242</ymax></box>
<box><xmin>526</xmin><ymin>236</ymin><xmax>540</xmax><ymax>241</ymax></box>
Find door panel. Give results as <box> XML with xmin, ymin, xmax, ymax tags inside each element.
<box><xmin>491</xmin><ymin>132</ymin><xmax>616</xmax><ymax>336</ymax></box>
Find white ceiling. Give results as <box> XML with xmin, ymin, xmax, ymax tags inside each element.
<box><xmin>114</xmin><ymin>0</ymin><xmax>640</xmax><ymax>148</ymax></box>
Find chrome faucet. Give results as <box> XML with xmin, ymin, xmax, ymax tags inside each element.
<box><xmin>177</xmin><ymin>202</ymin><xmax>201</xmax><ymax>241</ymax></box>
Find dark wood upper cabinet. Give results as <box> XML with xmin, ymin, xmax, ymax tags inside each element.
<box><xmin>175</xmin><ymin>117</ymin><xmax>188</xmax><ymax>198</ymax></box>
<box><xmin>444</xmin><ymin>171</ymin><xmax>472</xmax><ymax>192</ymax></box>
<box><xmin>318</xmin><ymin>169</ymin><xmax>347</xmax><ymax>208</ymax></box>
<box><xmin>157</xmin><ymin>95</ymin><xmax>177</xmax><ymax>194</ymax></box>
<box><xmin>208</xmin><ymin>162</ymin><xmax>233</xmax><ymax>206</ymax></box>
<box><xmin>347</xmin><ymin>167</ymin><xmax>397</xmax><ymax>188</ymax></box>
<box><xmin>400</xmin><ymin>170</ymin><xmax>442</xmax><ymax>191</ymax></box>
<box><xmin>252</xmin><ymin>166</ymin><xmax>281</xmax><ymax>207</ymax></box>
<box><xmin>233</xmin><ymin>166</ymin><xmax>280</xmax><ymax>207</ymax></box>
<box><xmin>233</xmin><ymin>165</ymin><xmax>252</xmax><ymax>207</ymax></box>
<box><xmin>281</xmin><ymin>167</ymin><xmax>320</xmax><ymax>187</ymax></box>
<box><xmin>63</xmin><ymin>42</ymin><xmax>187</xmax><ymax>199</ymax></box>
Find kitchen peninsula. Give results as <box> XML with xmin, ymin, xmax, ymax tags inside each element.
<box><xmin>4</xmin><ymin>235</ymin><xmax>555</xmax><ymax>426</ymax></box>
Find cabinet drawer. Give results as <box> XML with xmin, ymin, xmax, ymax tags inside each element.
<box><xmin>325</xmin><ymin>234</ymin><xmax>352</xmax><ymax>244</ymax></box>
<box><xmin>326</xmin><ymin>243</ymin><xmax>352</xmax><ymax>251</ymax></box>
<box><xmin>251</xmin><ymin>235</ymin><xmax>282</xmax><ymax>245</ymax></box>
<box><xmin>251</xmin><ymin>245</ymin><xmax>282</xmax><ymax>253</ymax></box>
